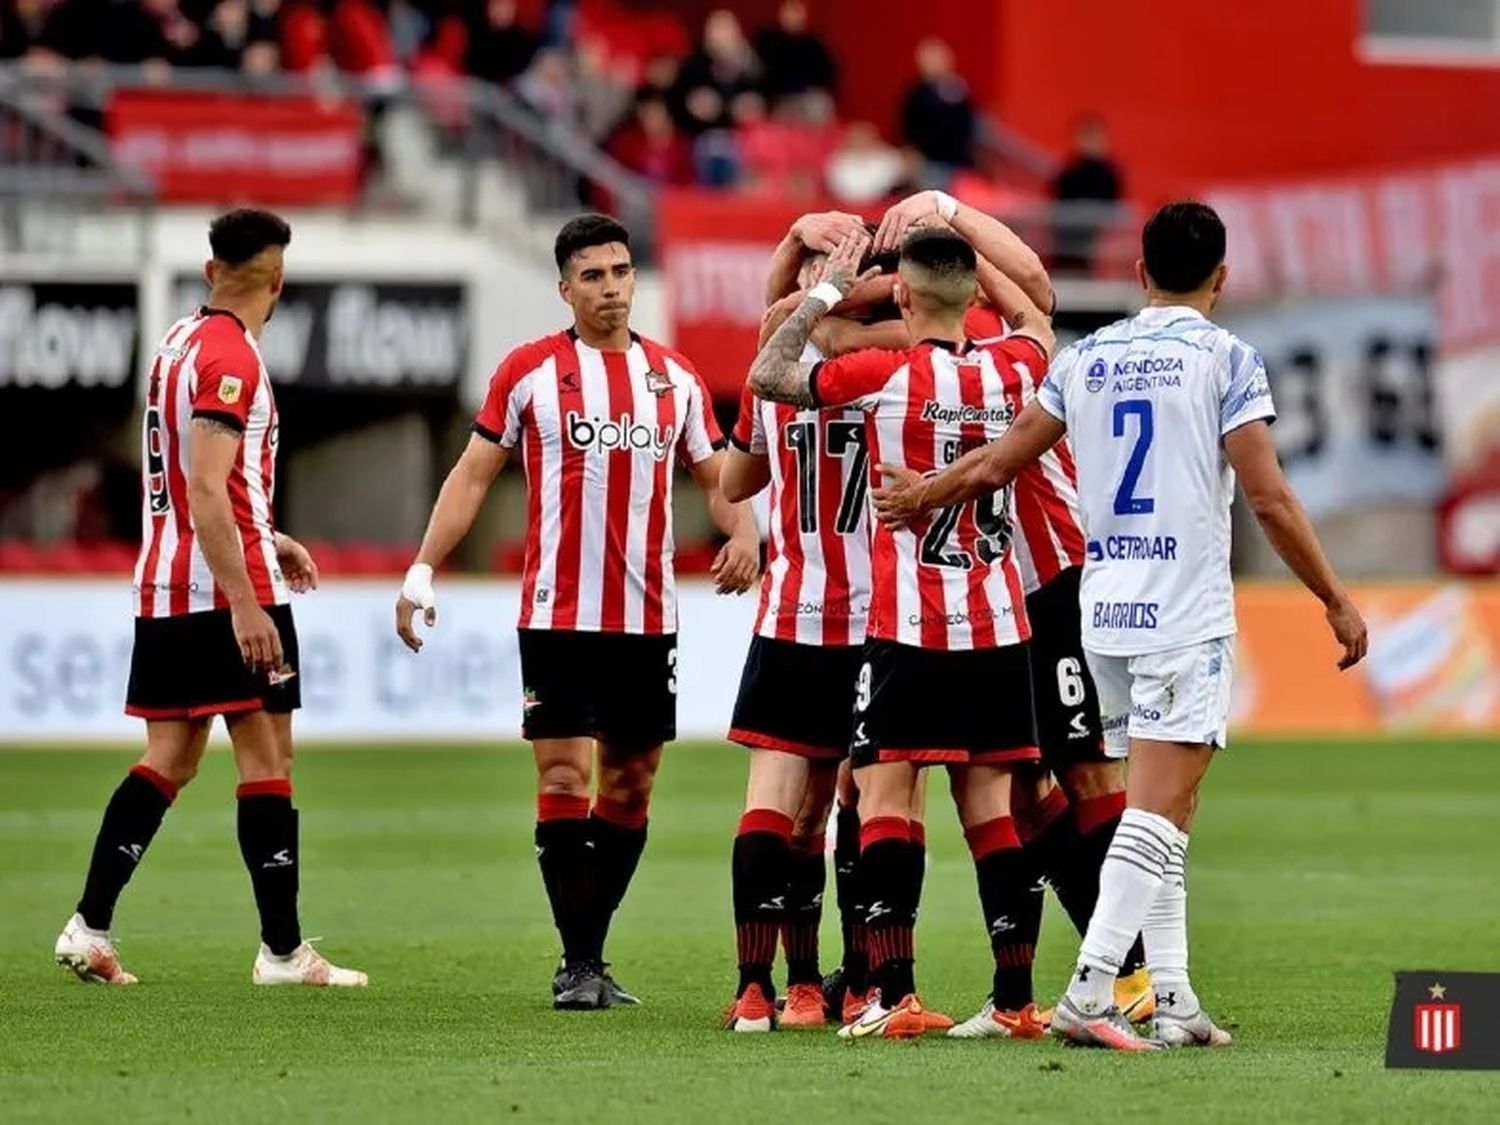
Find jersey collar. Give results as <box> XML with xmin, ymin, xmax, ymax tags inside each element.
<box><xmin>1136</xmin><ymin>305</ymin><xmax>1206</xmax><ymax>325</ymax></box>
<box><xmin>921</xmin><ymin>337</ymin><xmax>972</xmax><ymax>354</ymax></box>
<box><xmin>200</xmin><ymin>306</ymin><xmax>248</xmax><ymax>332</ymax></box>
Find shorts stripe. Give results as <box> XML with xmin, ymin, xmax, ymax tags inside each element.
<box><xmin>727</xmin><ymin>726</ymin><xmax>844</xmax><ymax>760</ymax></box>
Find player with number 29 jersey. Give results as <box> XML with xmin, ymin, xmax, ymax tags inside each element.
<box><xmin>1037</xmin><ymin>306</ymin><xmax>1276</xmax><ymax>657</ymax></box>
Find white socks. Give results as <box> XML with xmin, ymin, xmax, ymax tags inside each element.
<box><xmin>1143</xmin><ymin>829</ymin><xmax>1199</xmax><ymax>1016</ymax></box>
<box><xmin>1068</xmin><ymin>808</ymin><xmax>1179</xmax><ymax>1014</ymax></box>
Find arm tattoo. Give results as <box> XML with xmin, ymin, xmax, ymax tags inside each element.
<box><xmin>191</xmin><ymin>416</ymin><xmax>242</xmax><ymax>439</ymax></box>
<box><xmin>747</xmin><ymin>294</ymin><xmax>825</xmax><ymax>407</ymax></box>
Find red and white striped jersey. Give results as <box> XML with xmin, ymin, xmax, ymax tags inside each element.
<box><xmin>474</xmin><ymin>329</ymin><xmax>724</xmax><ymax>635</ymax></box>
<box><xmin>731</xmin><ymin>379</ymin><xmax>871</xmax><ymax>647</ymax></box>
<box><xmin>964</xmin><ymin>307</ymin><xmax>1086</xmax><ymax>593</ymax></box>
<box><xmin>811</xmin><ymin>336</ymin><xmax>1050</xmax><ymax>651</ymax></box>
<box><xmin>133</xmin><ymin>308</ymin><xmax>286</xmax><ymax>618</ymax></box>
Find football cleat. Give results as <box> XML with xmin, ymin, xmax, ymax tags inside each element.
<box><xmin>821</xmin><ymin>966</ymin><xmax>846</xmax><ymax>1019</ymax></box>
<box><xmin>779</xmin><ymin>983</ymin><xmax>827</xmax><ymax>1028</ymax></box>
<box><xmin>1154</xmin><ymin>1006</ymin><xmax>1233</xmax><ymax>1048</ymax></box>
<box><xmin>947</xmin><ymin>998</ymin><xmax>1047</xmax><ymax>1040</ymax></box>
<box><xmin>837</xmin><ymin>993</ymin><xmax>949</xmax><ymax>1040</ymax></box>
<box><xmin>54</xmin><ymin>914</ymin><xmax>137</xmax><ymax>985</ymax></box>
<box><xmin>1050</xmin><ymin>1002</ymin><xmax>1164</xmax><ymax>1056</ymax></box>
<box><xmin>1050</xmin><ymin>995</ymin><xmax>1162</xmax><ymax>1051</ymax></box>
<box><xmin>553</xmin><ymin>959</ymin><xmax>609</xmax><ymax>1009</ymax></box>
<box><xmin>1116</xmin><ymin>967</ymin><xmax>1156</xmax><ymax>1023</ymax></box>
<box><xmin>600</xmin><ymin>966</ymin><xmax>641</xmax><ymax>1006</ymax></box>
<box><xmin>841</xmin><ymin>987</ymin><xmax>872</xmax><ymax>1025</ymax></box>
<box><xmin>252</xmin><ymin>941</ymin><xmax>367</xmax><ymax>987</ymax></box>
<box><xmin>725</xmin><ymin>982</ymin><xmax>776</xmax><ymax>1032</ymax></box>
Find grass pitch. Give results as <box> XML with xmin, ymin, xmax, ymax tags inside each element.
<box><xmin>1</xmin><ymin>740</ymin><xmax>1497</xmax><ymax>1123</ymax></box>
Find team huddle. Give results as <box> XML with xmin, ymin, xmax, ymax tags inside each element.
<box><xmin>55</xmin><ymin>195</ymin><xmax>1367</xmax><ymax>1051</ymax></box>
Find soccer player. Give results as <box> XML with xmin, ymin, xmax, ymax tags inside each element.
<box><xmin>872</xmin><ymin>201</ymin><xmax>1368</xmax><ymax>1049</ymax></box>
<box><xmin>54</xmin><ymin>210</ymin><xmax>366</xmax><ymax>988</ymax></box>
<box><xmin>719</xmin><ymin>215</ymin><xmax>884</xmax><ymax>1032</ymax></box>
<box><xmin>749</xmin><ymin>225</ymin><xmax>1056</xmax><ymax>1039</ymax></box>
<box><xmin>396</xmin><ymin>214</ymin><xmax>759</xmax><ymax>1010</ymax></box>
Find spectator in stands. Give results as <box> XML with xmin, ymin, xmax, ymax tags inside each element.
<box><xmin>463</xmin><ymin>0</ymin><xmax>537</xmax><ymax>87</ymax></box>
<box><xmin>826</xmin><ymin>120</ymin><xmax>909</xmax><ymax>204</ymax></box>
<box><xmin>101</xmin><ymin>0</ymin><xmax>205</xmax><ymax>67</ymax></box>
<box><xmin>672</xmin><ymin>8</ymin><xmax>760</xmax><ymax>135</ymax></box>
<box><xmin>184</xmin><ymin>1</ymin><xmax>281</xmax><ymax>72</ymax></box>
<box><xmin>754</xmin><ymin>0</ymin><xmax>834</xmax><ymax>110</ymax></box>
<box><xmin>1052</xmin><ymin>114</ymin><xmax>1124</xmax><ymax>271</ymax></box>
<box><xmin>900</xmin><ymin>37</ymin><xmax>976</xmax><ymax>182</ymax></box>
<box><xmin>0</xmin><ymin>0</ymin><xmax>70</xmax><ymax>61</ymax></box>
<box><xmin>516</xmin><ymin>46</ymin><xmax>578</xmax><ymax>127</ymax></box>
<box><xmin>575</xmin><ymin>33</ymin><xmax>631</xmax><ymax>140</ymax></box>
<box><xmin>607</xmin><ymin>92</ymin><xmax>693</xmax><ymax>187</ymax></box>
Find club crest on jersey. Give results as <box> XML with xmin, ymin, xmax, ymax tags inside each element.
<box><xmin>566</xmin><ymin>411</ymin><xmax>675</xmax><ymax>460</ymax></box>
<box><xmin>643</xmin><ymin>368</ymin><xmax>674</xmax><ymax>397</ymax></box>
<box><xmin>1085</xmin><ymin>359</ymin><xmax>1107</xmax><ymax>392</ymax></box>
<box><xmin>217</xmin><ymin>375</ymin><xmax>243</xmax><ymax>405</ymax></box>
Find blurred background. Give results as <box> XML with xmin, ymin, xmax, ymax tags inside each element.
<box><xmin>2</xmin><ymin>0</ymin><xmax>1499</xmax><ymax>743</ymax></box>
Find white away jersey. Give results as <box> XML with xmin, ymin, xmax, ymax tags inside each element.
<box><xmin>1037</xmin><ymin>305</ymin><xmax>1275</xmax><ymax>655</ymax></box>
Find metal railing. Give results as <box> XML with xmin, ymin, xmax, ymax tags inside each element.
<box><xmin>0</xmin><ymin>61</ymin><xmax>656</xmax><ymax>258</ymax></box>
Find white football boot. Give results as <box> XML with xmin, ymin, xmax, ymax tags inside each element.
<box><xmin>252</xmin><ymin>940</ymin><xmax>368</xmax><ymax>987</ymax></box>
<box><xmin>55</xmin><ymin>913</ymin><xmax>137</xmax><ymax>985</ymax></box>
<box><xmin>1153</xmin><ymin>1005</ymin><xmax>1233</xmax><ymax>1047</ymax></box>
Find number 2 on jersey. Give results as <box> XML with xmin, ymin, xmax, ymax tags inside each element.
<box><xmin>1112</xmin><ymin>398</ymin><xmax>1155</xmax><ymax>515</ymax></box>
<box><xmin>784</xmin><ymin>419</ymin><xmax>868</xmax><ymax>535</ymax></box>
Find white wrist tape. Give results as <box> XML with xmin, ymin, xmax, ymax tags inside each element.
<box><xmin>808</xmin><ymin>281</ymin><xmax>843</xmax><ymax>308</ymax></box>
<box><xmin>401</xmin><ymin>563</ymin><xmax>435</xmax><ymax>610</ymax></box>
<box><xmin>933</xmin><ymin>191</ymin><xmax>959</xmax><ymax>222</ymax></box>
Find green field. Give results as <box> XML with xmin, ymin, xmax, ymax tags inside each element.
<box><xmin>2</xmin><ymin>741</ymin><xmax>1497</xmax><ymax>1123</ymax></box>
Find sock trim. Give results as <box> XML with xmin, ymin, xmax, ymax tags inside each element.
<box><xmin>1075</xmin><ymin>790</ymin><xmax>1126</xmax><ymax>836</ymax></box>
<box><xmin>964</xmin><ymin>815</ymin><xmax>1021</xmax><ymax>860</ymax></box>
<box><xmin>859</xmin><ymin>816</ymin><xmax>910</xmax><ymax>850</ymax></box>
<box><xmin>236</xmin><ymin>778</ymin><xmax>292</xmax><ymax>800</ymax></box>
<box><xmin>738</xmin><ymin>808</ymin><xmax>794</xmax><ymax>840</ymax></box>
<box><xmin>591</xmin><ymin>795</ymin><xmax>648</xmax><ymax>831</ymax></box>
<box><xmin>130</xmin><ymin>764</ymin><xmax>179</xmax><ymax>803</ymax></box>
<box><xmin>537</xmin><ymin>793</ymin><xmax>590</xmax><ymax>822</ymax></box>
<box><xmin>909</xmin><ymin>822</ymin><xmax>926</xmax><ymax>848</ymax></box>
<box><xmin>1017</xmin><ymin>785</ymin><xmax>1068</xmax><ymax>842</ymax></box>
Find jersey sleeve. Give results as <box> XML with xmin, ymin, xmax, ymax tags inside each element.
<box><xmin>1220</xmin><ymin>336</ymin><xmax>1276</xmax><ymax>434</ymax></box>
<box><xmin>809</xmin><ymin>349</ymin><xmax>902</xmax><ymax>410</ymax></box>
<box><xmin>473</xmin><ymin>345</ymin><xmax>537</xmax><ymax>447</ymax></box>
<box><xmin>191</xmin><ymin>336</ymin><xmax>263</xmax><ymax>432</ymax></box>
<box><xmin>1036</xmin><ymin>344</ymin><xmax>1076</xmax><ymax>422</ymax></box>
<box><xmin>674</xmin><ymin>357</ymin><xmax>726</xmax><ymax>466</ymax></box>
<box><xmin>729</xmin><ymin>382</ymin><xmax>767</xmax><ymax>456</ymax></box>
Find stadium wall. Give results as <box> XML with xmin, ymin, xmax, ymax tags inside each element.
<box><xmin>3</xmin><ymin>578</ymin><xmax>1498</xmax><ymax>744</ymax></box>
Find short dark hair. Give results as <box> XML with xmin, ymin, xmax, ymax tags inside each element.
<box><xmin>899</xmin><ymin>226</ymin><xmax>977</xmax><ymax>274</ymax></box>
<box><xmin>555</xmin><ymin>214</ymin><xmax>631</xmax><ymax>274</ymax></box>
<box><xmin>1141</xmin><ymin>201</ymin><xmax>1225</xmax><ymax>293</ymax></box>
<box><xmin>208</xmin><ymin>209</ymin><xmax>291</xmax><ymax>266</ymax></box>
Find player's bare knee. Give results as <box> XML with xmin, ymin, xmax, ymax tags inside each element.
<box><xmin>1063</xmin><ymin>760</ymin><xmax>1124</xmax><ymax>802</ymax></box>
<box><xmin>226</xmin><ymin>710</ymin><xmax>287</xmax><ymax>783</ymax></box>
<box><xmin>538</xmin><ymin>762</ymin><xmax>590</xmax><ymax>799</ymax></box>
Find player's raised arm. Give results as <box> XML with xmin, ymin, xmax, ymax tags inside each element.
<box><xmin>188</xmin><ymin>416</ymin><xmax>283</xmax><ymax>672</ymax></box>
<box><xmin>1224</xmin><ymin>420</ymin><xmax>1368</xmax><ymax>669</ymax></box>
<box><xmin>748</xmin><ymin>230</ymin><xmax>874</xmax><ymax>406</ymax></box>
<box><xmin>875</xmin><ymin>190</ymin><xmax>1053</xmax><ymax>314</ymax></box>
<box><xmin>397</xmin><ymin>434</ymin><xmax>509</xmax><ymax>652</ymax></box>
<box><xmin>972</xmin><ymin>257</ymin><xmax>1055</xmax><ymax>357</ymax></box>
<box><xmin>872</xmin><ymin>400</ymin><xmax>1067</xmax><ymax>529</ymax></box>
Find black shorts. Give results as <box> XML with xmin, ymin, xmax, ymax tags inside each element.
<box><xmin>1025</xmin><ymin>567</ymin><xmax>1107</xmax><ymax>768</ymax></box>
<box><xmin>517</xmin><ymin>628</ymin><xmax>676</xmax><ymax>747</ymax></box>
<box><xmin>125</xmin><ymin>604</ymin><xmax>301</xmax><ymax>721</ymax></box>
<box><xmin>849</xmin><ymin>638</ymin><xmax>1039</xmax><ymax>768</ymax></box>
<box><xmin>729</xmin><ymin>636</ymin><xmax>863</xmax><ymax>760</ymax></box>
